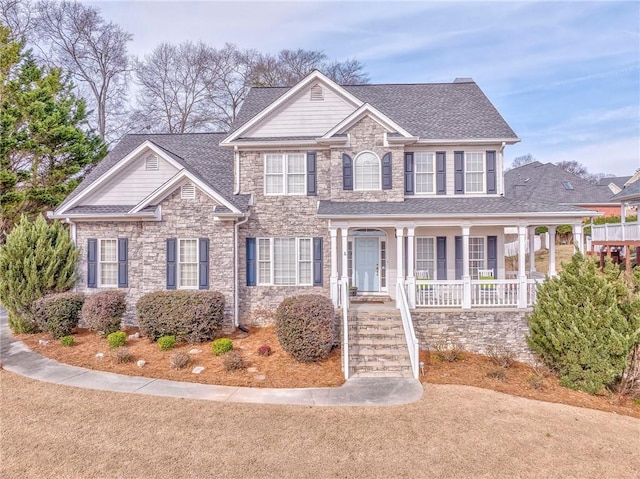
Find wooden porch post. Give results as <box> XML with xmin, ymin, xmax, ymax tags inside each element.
<box><xmin>396</xmin><ymin>227</ymin><xmax>405</xmax><ymax>308</ymax></box>
<box><xmin>548</xmin><ymin>225</ymin><xmax>557</xmax><ymax>276</ymax></box>
<box><xmin>406</xmin><ymin>226</ymin><xmax>416</xmax><ymax>308</ymax></box>
<box><xmin>340</xmin><ymin>228</ymin><xmax>349</xmax><ymax>285</ymax></box>
<box><xmin>330</xmin><ymin>227</ymin><xmax>338</xmax><ymax>306</ymax></box>
<box><xmin>462</xmin><ymin>225</ymin><xmax>471</xmax><ymax>309</ymax></box>
<box><xmin>573</xmin><ymin>224</ymin><xmax>584</xmax><ymax>254</ymax></box>
<box><xmin>528</xmin><ymin>226</ymin><xmax>536</xmax><ymax>276</ymax></box>
<box><xmin>518</xmin><ymin>225</ymin><xmax>528</xmax><ymax>308</ymax></box>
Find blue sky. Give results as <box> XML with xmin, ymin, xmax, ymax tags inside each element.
<box><xmin>90</xmin><ymin>0</ymin><xmax>640</xmax><ymax>175</ymax></box>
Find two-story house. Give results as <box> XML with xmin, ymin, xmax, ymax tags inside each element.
<box><xmin>50</xmin><ymin>71</ymin><xmax>596</xmax><ymax>376</ymax></box>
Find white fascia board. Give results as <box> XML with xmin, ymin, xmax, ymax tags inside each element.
<box><xmin>414</xmin><ymin>138</ymin><xmax>521</xmax><ymax>146</ymax></box>
<box><xmin>56</xmin><ymin>141</ymin><xmax>184</xmax><ymax>215</ymax></box>
<box><xmin>129</xmin><ymin>170</ymin><xmax>242</xmax><ymax>215</ymax></box>
<box><xmin>321</xmin><ymin>103</ymin><xmax>413</xmax><ymax>139</ymax></box>
<box><xmin>220</xmin><ymin>70</ymin><xmax>364</xmax><ymax>146</ymax></box>
<box><xmin>317</xmin><ymin>210</ymin><xmax>600</xmax><ymax>221</ymax></box>
<box><xmin>229</xmin><ymin>139</ymin><xmax>323</xmax><ymax>149</ymax></box>
<box><xmin>48</xmin><ymin>208</ymin><xmax>161</xmax><ymax>222</ymax></box>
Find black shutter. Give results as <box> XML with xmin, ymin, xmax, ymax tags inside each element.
<box><xmin>454</xmin><ymin>151</ymin><xmax>464</xmax><ymax>194</ymax></box>
<box><xmin>436</xmin><ymin>236</ymin><xmax>447</xmax><ymax>280</ymax></box>
<box><xmin>342</xmin><ymin>154</ymin><xmax>353</xmax><ymax>190</ymax></box>
<box><xmin>436</xmin><ymin>151</ymin><xmax>446</xmax><ymax>195</ymax></box>
<box><xmin>246</xmin><ymin>237</ymin><xmax>256</xmax><ymax>286</ymax></box>
<box><xmin>313</xmin><ymin>237</ymin><xmax>323</xmax><ymax>286</ymax></box>
<box><xmin>166</xmin><ymin>238</ymin><xmax>177</xmax><ymax>290</ymax></box>
<box><xmin>198</xmin><ymin>238</ymin><xmax>209</xmax><ymax>290</ymax></box>
<box><xmin>404</xmin><ymin>152</ymin><xmax>414</xmax><ymax>195</ymax></box>
<box><xmin>487</xmin><ymin>236</ymin><xmax>497</xmax><ymax>277</ymax></box>
<box><xmin>381</xmin><ymin>152</ymin><xmax>392</xmax><ymax>190</ymax></box>
<box><xmin>87</xmin><ymin>238</ymin><xmax>97</xmax><ymax>288</ymax></box>
<box><xmin>486</xmin><ymin>150</ymin><xmax>497</xmax><ymax>194</ymax></box>
<box><xmin>307</xmin><ymin>152</ymin><xmax>317</xmax><ymax>196</ymax></box>
<box><xmin>117</xmin><ymin>238</ymin><xmax>128</xmax><ymax>288</ymax></box>
<box><xmin>455</xmin><ymin>236</ymin><xmax>463</xmax><ymax>280</ymax></box>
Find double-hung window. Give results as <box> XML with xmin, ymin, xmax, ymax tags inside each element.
<box><xmin>178</xmin><ymin>239</ymin><xmax>198</xmax><ymax>289</ymax></box>
<box><xmin>415</xmin><ymin>152</ymin><xmax>435</xmax><ymax>194</ymax></box>
<box><xmin>465</xmin><ymin>152</ymin><xmax>485</xmax><ymax>193</ymax></box>
<box><xmin>264</xmin><ymin>154</ymin><xmax>306</xmax><ymax>195</ymax></box>
<box><xmin>415</xmin><ymin>237</ymin><xmax>436</xmax><ymax>279</ymax></box>
<box><xmin>469</xmin><ymin>237</ymin><xmax>486</xmax><ymax>279</ymax></box>
<box><xmin>257</xmin><ymin>237</ymin><xmax>313</xmax><ymax>286</ymax></box>
<box><xmin>99</xmin><ymin>239</ymin><xmax>118</xmax><ymax>287</ymax></box>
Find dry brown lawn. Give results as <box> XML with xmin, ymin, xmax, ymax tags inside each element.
<box><xmin>1</xmin><ymin>371</ymin><xmax>639</xmax><ymax>479</ymax></box>
<box><xmin>505</xmin><ymin>244</ymin><xmax>575</xmax><ymax>274</ymax></box>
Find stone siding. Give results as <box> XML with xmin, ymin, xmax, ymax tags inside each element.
<box><xmin>412</xmin><ymin>310</ymin><xmax>536</xmax><ymax>363</ymax></box>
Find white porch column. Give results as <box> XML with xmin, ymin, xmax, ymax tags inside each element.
<box><xmin>396</xmin><ymin>227</ymin><xmax>405</xmax><ymax>307</ymax></box>
<box><xmin>528</xmin><ymin>226</ymin><xmax>536</xmax><ymax>275</ymax></box>
<box><xmin>573</xmin><ymin>223</ymin><xmax>584</xmax><ymax>254</ymax></box>
<box><xmin>330</xmin><ymin>227</ymin><xmax>338</xmax><ymax>306</ymax></box>
<box><xmin>517</xmin><ymin>225</ymin><xmax>528</xmax><ymax>308</ymax></box>
<box><xmin>341</xmin><ymin>228</ymin><xmax>349</xmax><ymax>284</ymax></box>
<box><xmin>406</xmin><ymin>227</ymin><xmax>416</xmax><ymax>308</ymax></box>
<box><xmin>462</xmin><ymin>225</ymin><xmax>471</xmax><ymax>309</ymax></box>
<box><xmin>548</xmin><ymin>225</ymin><xmax>557</xmax><ymax>277</ymax></box>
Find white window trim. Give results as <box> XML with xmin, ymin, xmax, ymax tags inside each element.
<box><xmin>256</xmin><ymin>237</ymin><xmax>314</xmax><ymax>286</ymax></box>
<box><xmin>415</xmin><ymin>236</ymin><xmax>437</xmax><ymax>279</ymax></box>
<box><xmin>469</xmin><ymin>236</ymin><xmax>487</xmax><ymax>279</ymax></box>
<box><xmin>464</xmin><ymin>152</ymin><xmax>486</xmax><ymax>194</ymax></box>
<box><xmin>354</xmin><ymin>150</ymin><xmax>381</xmax><ymax>191</ymax></box>
<box><xmin>414</xmin><ymin>152</ymin><xmax>436</xmax><ymax>195</ymax></box>
<box><xmin>263</xmin><ymin>153</ymin><xmax>307</xmax><ymax>196</ymax></box>
<box><xmin>178</xmin><ymin>238</ymin><xmax>199</xmax><ymax>290</ymax></box>
<box><xmin>98</xmin><ymin>238</ymin><xmax>118</xmax><ymax>288</ymax></box>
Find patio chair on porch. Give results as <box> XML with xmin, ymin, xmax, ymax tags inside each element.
<box><xmin>478</xmin><ymin>269</ymin><xmax>497</xmax><ymax>304</ymax></box>
<box><xmin>416</xmin><ymin>270</ymin><xmax>433</xmax><ymax>303</ymax></box>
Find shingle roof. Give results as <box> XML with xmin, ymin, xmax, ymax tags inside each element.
<box><xmin>504</xmin><ymin>161</ymin><xmax>615</xmax><ymax>205</ymax></box>
<box><xmin>231</xmin><ymin>81</ymin><xmax>518</xmax><ymax>140</ymax></box>
<box><xmin>57</xmin><ymin>133</ymin><xmax>251</xmax><ymax>213</ymax></box>
<box><xmin>317</xmin><ymin>197</ymin><xmax>591</xmax><ymax>217</ymax></box>
<box><xmin>65</xmin><ymin>205</ymin><xmax>157</xmax><ymax>214</ymax></box>
<box><xmin>597</xmin><ymin>175</ymin><xmax>632</xmax><ymax>189</ymax></box>
<box><xmin>612</xmin><ymin>180</ymin><xmax>640</xmax><ymax>202</ymax></box>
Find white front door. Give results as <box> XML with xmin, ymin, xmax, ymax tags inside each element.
<box><xmin>355</xmin><ymin>237</ymin><xmax>379</xmax><ymax>292</ymax></box>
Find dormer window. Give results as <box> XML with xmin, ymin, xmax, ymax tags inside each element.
<box><xmin>181</xmin><ymin>183</ymin><xmax>196</xmax><ymax>199</ymax></box>
<box><xmin>310</xmin><ymin>84</ymin><xmax>324</xmax><ymax>101</ymax></box>
<box><xmin>145</xmin><ymin>155</ymin><xmax>159</xmax><ymax>171</ymax></box>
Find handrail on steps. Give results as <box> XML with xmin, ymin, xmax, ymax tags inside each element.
<box><xmin>341</xmin><ymin>278</ymin><xmax>349</xmax><ymax>379</ymax></box>
<box><xmin>397</xmin><ymin>281</ymin><xmax>419</xmax><ymax>379</ymax></box>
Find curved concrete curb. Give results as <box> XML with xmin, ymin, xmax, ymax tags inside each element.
<box><xmin>0</xmin><ymin>309</ymin><xmax>423</xmax><ymax>406</ymax></box>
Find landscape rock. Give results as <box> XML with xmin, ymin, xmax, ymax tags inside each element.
<box><xmin>95</xmin><ymin>352</ymin><xmax>104</xmax><ymax>359</ymax></box>
<box><xmin>254</xmin><ymin>374</ymin><xmax>266</xmax><ymax>381</ymax></box>
<box><xmin>127</xmin><ymin>332</ymin><xmax>140</xmax><ymax>340</ymax></box>
<box><xmin>192</xmin><ymin>366</ymin><xmax>205</xmax><ymax>374</ymax></box>
<box><xmin>136</xmin><ymin>360</ymin><xmax>146</xmax><ymax>368</ymax></box>
<box><xmin>247</xmin><ymin>367</ymin><xmax>258</xmax><ymax>373</ymax></box>
<box><xmin>38</xmin><ymin>339</ymin><xmax>49</xmax><ymax>345</ymax></box>
<box><xmin>188</xmin><ymin>349</ymin><xmax>202</xmax><ymax>355</ymax></box>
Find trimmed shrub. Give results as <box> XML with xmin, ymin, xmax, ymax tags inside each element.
<box><xmin>433</xmin><ymin>343</ymin><xmax>465</xmax><ymax>362</ymax></box>
<box><xmin>114</xmin><ymin>347</ymin><xmax>132</xmax><ymax>364</ymax></box>
<box><xmin>222</xmin><ymin>351</ymin><xmax>245</xmax><ymax>371</ymax></box>
<box><xmin>107</xmin><ymin>331</ymin><xmax>126</xmax><ymax>349</ymax></box>
<box><xmin>136</xmin><ymin>291</ymin><xmax>225</xmax><ymax>342</ymax></box>
<box><xmin>157</xmin><ymin>335</ymin><xmax>176</xmax><ymax>351</ymax></box>
<box><xmin>59</xmin><ymin>335</ymin><xmax>74</xmax><ymax>347</ymax></box>
<box><xmin>528</xmin><ymin>254</ymin><xmax>640</xmax><ymax>394</ymax></box>
<box><xmin>485</xmin><ymin>345</ymin><xmax>515</xmax><ymax>368</ymax></box>
<box><xmin>82</xmin><ymin>290</ymin><xmax>126</xmax><ymax>336</ymax></box>
<box><xmin>32</xmin><ymin>292</ymin><xmax>84</xmax><ymax>338</ymax></box>
<box><xmin>170</xmin><ymin>352</ymin><xmax>190</xmax><ymax>370</ymax></box>
<box><xmin>257</xmin><ymin>344</ymin><xmax>272</xmax><ymax>357</ymax></box>
<box><xmin>275</xmin><ymin>294</ymin><xmax>336</xmax><ymax>362</ymax></box>
<box><xmin>0</xmin><ymin>215</ymin><xmax>78</xmax><ymax>333</ymax></box>
<box><xmin>212</xmin><ymin>338</ymin><xmax>233</xmax><ymax>356</ymax></box>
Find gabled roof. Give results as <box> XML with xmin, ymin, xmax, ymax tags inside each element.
<box><xmin>612</xmin><ymin>180</ymin><xmax>640</xmax><ymax>202</ymax></box>
<box><xmin>230</xmin><ymin>78</ymin><xmax>519</xmax><ymax>141</ymax></box>
<box><xmin>320</xmin><ymin>103</ymin><xmax>414</xmax><ymax>140</ymax></box>
<box><xmin>504</xmin><ymin>161</ymin><xmax>615</xmax><ymax>206</ymax></box>
<box><xmin>597</xmin><ymin>175</ymin><xmax>632</xmax><ymax>190</ymax></box>
<box><xmin>55</xmin><ymin>133</ymin><xmax>251</xmax><ymax>216</ymax></box>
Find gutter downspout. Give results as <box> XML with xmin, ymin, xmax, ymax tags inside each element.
<box><xmin>234</xmin><ymin>214</ymin><xmax>250</xmax><ymax>328</ymax></box>
<box><xmin>233</xmin><ymin>146</ymin><xmax>240</xmax><ymax>195</ymax></box>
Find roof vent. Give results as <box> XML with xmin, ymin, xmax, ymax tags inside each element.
<box><xmin>146</xmin><ymin>155</ymin><xmax>159</xmax><ymax>170</ymax></box>
<box><xmin>562</xmin><ymin>181</ymin><xmax>574</xmax><ymax>190</ymax></box>
<box><xmin>181</xmin><ymin>183</ymin><xmax>196</xmax><ymax>199</ymax></box>
<box><xmin>310</xmin><ymin>84</ymin><xmax>324</xmax><ymax>101</ymax></box>
<box><xmin>453</xmin><ymin>77</ymin><xmax>474</xmax><ymax>83</ymax></box>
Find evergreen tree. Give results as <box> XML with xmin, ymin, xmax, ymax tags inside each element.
<box><xmin>0</xmin><ymin>214</ymin><xmax>78</xmax><ymax>333</ymax></box>
<box><xmin>527</xmin><ymin>253</ymin><xmax>640</xmax><ymax>394</ymax></box>
<box><xmin>0</xmin><ymin>25</ymin><xmax>106</xmax><ymax>241</ymax></box>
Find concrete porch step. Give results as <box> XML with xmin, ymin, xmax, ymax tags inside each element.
<box><xmin>350</xmin><ymin>360</ymin><xmax>413</xmax><ymax>372</ymax></box>
<box><xmin>349</xmin><ymin>370</ymin><xmax>414</xmax><ymax>378</ymax></box>
<box><xmin>350</xmin><ymin>332</ymin><xmax>406</xmax><ymax>342</ymax></box>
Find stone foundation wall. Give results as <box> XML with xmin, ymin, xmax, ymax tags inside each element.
<box><xmin>412</xmin><ymin>309</ymin><xmax>536</xmax><ymax>363</ymax></box>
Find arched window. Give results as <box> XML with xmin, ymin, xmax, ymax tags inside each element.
<box><xmin>354</xmin><ymin>151</ymin><xmax>380</xmax><ymax>190</ymax></box>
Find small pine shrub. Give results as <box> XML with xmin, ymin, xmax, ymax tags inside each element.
<box><xmin>169</xmin><ymin>352</ymin><xmax>190</xmax><ymax>370</ymax></box>
<box><xmin>157</xmin><ymin>335</ymin><xmax>176</xmax><ymax>351</ymax></box>
<box><xmin>59</xmin><ymin>335</ymin><xmax>75</xmax><ymax>347</ymax></box>
<box><xmin>212</xmin><ymin>338</ymin><xmax>233</xmax><ymax>356</ymax></box>
<box><xmin>32</xmin><ymin>292</ymin><xmax>85</xmax><ymax>338</ymax></box>
<box><xmin>136</xmin><ymin>291</ymin><xmax>225</xmax><ymax>342</ymax></box>
<box><xmin>434</xmin><ymin>343</ymin><xmax>465</xmax><ymax>362</ymax></box>
<box><xmin>107</xmin><ymin>331</ymin><xmax>126</xmax><ymax>349</ymax></box>
<box><xmin>257</xmin><ymin>344</ymin><xmax>272</xmax><ymax>357</ymax></box>
<box><xmin>222</xmin><ymin>351</ymin><xmax>245</xmax><ymax>371</ymax></box>
<box><xmin>114</xmin><ymin>347</ymin><xmax>132</xmax><ymax>364</ymax></box>
<box><xmin>275</xmin><ymin>294</ymin><xmax>336</xmax><ymax>362</ymax></box>
<box><xmin>82</xmin><ymin>290</ymin><xmax>126</xmax><ymax>336</ymax></box>
<box><xmin>485</xmin><ymin>345</ymin><xmax>516</xmax><ymax>368</ymax></box>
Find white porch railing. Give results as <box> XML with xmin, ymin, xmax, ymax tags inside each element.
<box><xmin>397</xmin><ymin>281</ymin><xmax>419</xmax><ymax>379</ymax></box>
<box><xmin>415</xmin><ymin>279</ymin><xmax>540</xmax><ymax>308</ymax></box>
<box><xmin>415</xmin><ymin>280</ymin><xmax>464</xmax><ymax>307</ymax></box>
<box><xmin>591</xmin><ymin>223</ymin><xmax>640</xmax><ymax>242</ymax></box>
<box><xmin>340</xmin><ymin>278</ymin><xmax>350</xmax><ymax>379</ymax></box>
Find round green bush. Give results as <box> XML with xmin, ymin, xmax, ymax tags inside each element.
<box><xmin>157</xmin><ymin>335</ymin><xmax>176</xmax><ymax>351</ymax></box>
<box><xmin>212</xmin><ymin>338</ymin><xmax>233</xmax><ymax>356</ymax></box>
<box><xmin>82</xmin><ymin>290</ymin><xmax>126</xmax><ymax>336</ymax></box>
<box><xmin>107</xmin><ymin>331</ymin><xmax>126</xmax><ymax>349</ymax></box>
<box><xmin>33</xmin><ymin>292</ymin><xmax>85</xmax><ymax>339</ymax></box>
<box><xmin>275</xmin><ymin>294</ymin><xmax>336</xmax><ymax>362</ymax></box>
<box><xmin>59</xmin><ymin>335</ymin><xmax>75</xmax><ymax>347</ymax></box>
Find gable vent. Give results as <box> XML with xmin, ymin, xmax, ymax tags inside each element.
<box><xmin>145</xmin><ymin>155</ymin><xmax>159</xmax><ymax>171</ymax></box>
<box><xmin>181</xmin><ymin>183</ymin><xmax>196</xmax><ymax>199</ymax></box>
<box><xmin>310</xmin><ymin>84</ymin><xmax>324</xmax><ymax>101</ymax></box>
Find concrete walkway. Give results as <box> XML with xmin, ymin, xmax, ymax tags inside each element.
<box><xmin>0</xmin><ymin>309</ymin><xmax>423</xmax><ymax>406</ymax></box>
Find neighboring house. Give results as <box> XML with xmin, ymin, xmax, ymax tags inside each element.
<box><xmin>598</xmin><ymin>175</ymin><xmax>633</xmax><ymax>195</ymax></box>
<box><xmin>51</xmin><ymin>71</ymin><xmax>597</xmax><ymax>372</ymax></box>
